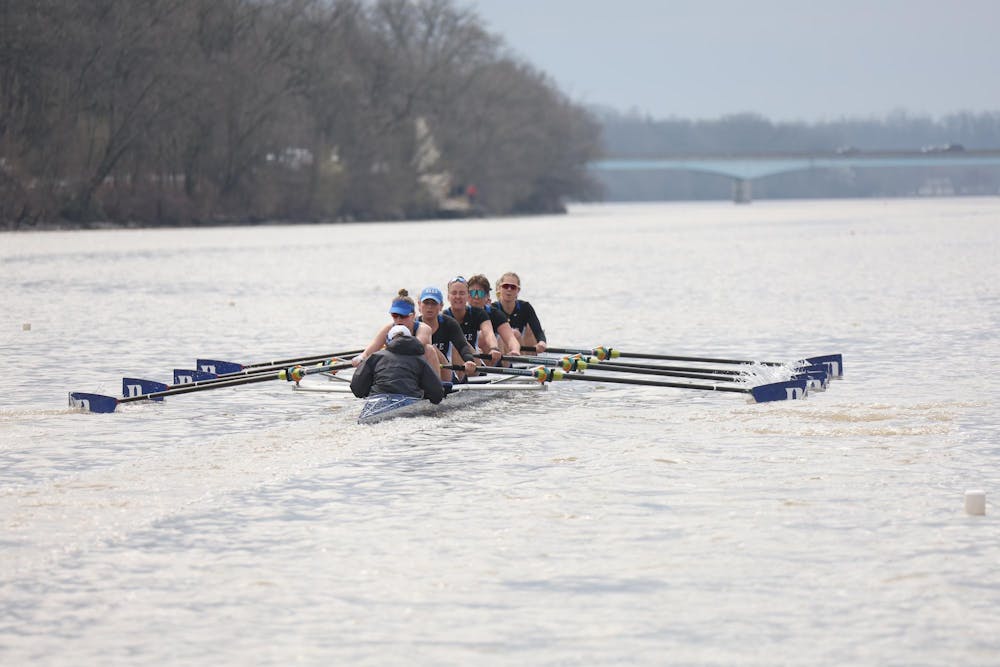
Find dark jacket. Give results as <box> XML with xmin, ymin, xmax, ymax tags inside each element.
<box><xmin>350</xmin><ymin>335</ymin><xmax>445</xmax><ymax>404</ymax></box>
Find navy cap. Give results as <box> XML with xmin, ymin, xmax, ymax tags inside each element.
<box><xmin>419</xmin><ymin>286</ymin><xmax>443</xmax><ymax>304</ymax></box>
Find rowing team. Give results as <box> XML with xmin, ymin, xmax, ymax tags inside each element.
<box><xmin>349</xmin><ymin>272</ymin><xmax>546</xmax><ymax>400</ymax></box>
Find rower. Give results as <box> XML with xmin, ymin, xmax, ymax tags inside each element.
<box><xmin>350</xmin><ymin>324</ymin><xmax>444</xmax><ymax>404</ymax></box>
<box><xmin>353</xmin><ymin>289</ymin><xmax>439</xmax><ymax>371</ymax></box>
<box><xmin>467</xmin><ymin>274</ymin><xmax>521</xmax><ymax>359</ymax></box>
<box><xmin>416</xmin><ymin>286</ymin><xmax>477</xmax><ymax>381</ymax></box>
<box><xmin>495</xmin><ymin>271</ymin><xmax>547</xmax><ymax>354</ymax></box>
<box><xmin>443</xmin><ymin>276</ymin><xmax>503</xmax><ymax>366</ymax></box>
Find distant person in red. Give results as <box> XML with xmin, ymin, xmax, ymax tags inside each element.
<box><xmin>465</xmin><ymin>184</ymin><xmax>478</xmax><ymax>204</ymax></box>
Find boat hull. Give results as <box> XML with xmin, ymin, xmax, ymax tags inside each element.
<box><xmin>357</xmin><ymin>380</ymin><xmax>545</xmax><ymax>424</ymax></box>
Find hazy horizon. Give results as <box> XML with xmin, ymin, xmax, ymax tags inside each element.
<box><xmin>464</xmin><ymin>0</ymin><xmax>1000</xmax><ymax>122</ymax></box>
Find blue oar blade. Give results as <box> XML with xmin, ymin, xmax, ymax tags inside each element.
<box><xmin>196</xmin><ymin>359</ymin><xmax>244</xmax><ymax>375</ymax></box>
<box><xmin>68</xmin><ymin>392</ymin><xmax>119</xmax><ymax>413</ymax></box>
<box><xmin>173</xmin><ymin>369</ymin><xmax>218</xmax><ymax>384</ymax></box>
<box><xmin>122</xmin><ymin>378</ymin><xmax>168</xmax><ymax>400</ymax></box>
<box><xmin>804</xmin><ymin>354</ymin><xmax>843</xmax><ymax>378</ymax></box>
<box><xmin>800</xmin><ymin>371</ymin><xmax>828</xmax><ymax>391</ymax></box>
<box><xmin>792</xmin><ymin>365</ymin><xmax>829</xmax><ymax>390</ymax></box>
<box><xmin>750</xmin><ymin>379</ymin><xmax>808</xmax><ymax>403</ymax></box>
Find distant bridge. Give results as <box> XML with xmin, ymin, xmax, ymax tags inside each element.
<box><xmin>589</xmin><ymin>150</ymin><xmax>1000</xmax><ymax>202</ymax></box>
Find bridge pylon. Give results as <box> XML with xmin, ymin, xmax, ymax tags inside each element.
<box><xmin>732</xmin><ymin>178</ymin><xmax>752</xmax><ymax>204</ymax></box>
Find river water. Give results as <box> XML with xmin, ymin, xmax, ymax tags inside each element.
<box><xmin>1</xmin><ymin>198</ymin><xmax>998</xmax><ymax>665</ymax></box>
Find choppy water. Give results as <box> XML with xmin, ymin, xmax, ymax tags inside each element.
<box><xmin>1</xmin><ymin>199</ymin><xmax>998</xmax><ymax>665</ymax></box>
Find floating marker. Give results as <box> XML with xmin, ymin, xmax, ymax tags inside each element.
<box><xmin>965</xmin><ymin>490</ymin><xmax>986</xmax><ymax>516</ymax></box>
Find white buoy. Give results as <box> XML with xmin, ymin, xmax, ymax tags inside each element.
<box><xmin>965</xmin><ymin>490</ymin><xmax>986</xmax><ymax>516</ymax></box>
<box><xmin>22</xmin><ymin>323</ymin><xmax>31</xmax><ymax>331</ymax></box>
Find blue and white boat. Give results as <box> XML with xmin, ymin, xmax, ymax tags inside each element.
<box><xmin>293</xmin><ymin>375</ymin><xmax>546</xmax><ymax>424</ymax></box>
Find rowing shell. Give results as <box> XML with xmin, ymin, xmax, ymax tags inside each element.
<box><xmin>293</xmin><ymin>376</ymin><xmax>546</xmax><ymax>424</ymax></box>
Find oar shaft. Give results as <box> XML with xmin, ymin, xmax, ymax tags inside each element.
<box><xmin>524</xmin><ymin>345</ymin><xmax>784</xmax><ymax>366</ymax></box>
<box><xmin>494</xmin><ymin>354</ymin><xmax>745</xmax><ymax>383</ymax></box>
<box><xmin>237</xmin><ymin>349</ymin><xmax>363</xmax><ymax>371</ymax></box>
<box><xmin>202</xmin><ymin>357</ymin><xmax>352</xmax><ymax>383</ymax></box>
<box><xmin>559</xmin><ymin>373</ymin><xmax>751</xmax><ymax>393</ymax></box>
<box><xmin>450</xmin><ymin>365</ymin><xmax>750</xmax><ymax>394</ymax></box>
<box><xmin>584</xmin><ymin>359</ymin><xmax>744</xmax><ymax>376</ymax></box>
<box><xmin>445</xmin><ymin>365</ymin><xmax>806</xmax><ymax>403</ymax></box>
<box><xmin>120</xmin><ymin>371</ymin><xmax>281</xmax><ymax>403</ymax></box>
<box><xmin>198</xmin><ymin>349</ymin><xmax>364</xmax><ymax>375</ymax></box>
<box><xmin>121</xmin><ymin>362</ymin><xmax>353</xmax><ymax>403</ymax></box>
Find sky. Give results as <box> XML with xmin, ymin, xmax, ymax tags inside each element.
<box><xmin>462</xmin><ymin>0</ymin><xmax>1000</xmax><ymax>122</ymax></box>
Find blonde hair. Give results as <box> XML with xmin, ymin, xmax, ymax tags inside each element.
<box><xmin>497</xmin><ymin>271</ymin><xmax>521</xmax><ymax>287</ymax></box>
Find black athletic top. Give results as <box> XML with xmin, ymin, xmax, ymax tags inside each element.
<box><xmin>418</xmin><ymin>313</ymin><xmax>476</xmax><ymax>362</ymax></box>
<box><xmin>482</xmin><ymin>303</ymin><xmax>510</xmax><ymax>333</ymax></box>
<box><xmin>498</xmin><ymin>300</ymin><xmax>546</xmax><ymax>343</ymax></box>
<box><xmin>443</xmin><ymin>305</ymin><xmax>492</xmax><ymax>348</ymax></box>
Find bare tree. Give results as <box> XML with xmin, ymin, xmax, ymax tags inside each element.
<box><xmin>0</xmin><ymin>0</ymin><xmax>602</xmax><ymax>226</ymax></box>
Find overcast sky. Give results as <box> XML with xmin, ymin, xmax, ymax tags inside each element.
<box><xmin>462</xmin><ymin>0</ymin><xmax>1000</xmax><ymax>122</ymax></box>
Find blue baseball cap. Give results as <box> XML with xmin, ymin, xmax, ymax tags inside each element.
<box><xmin>419</xmin><ymin>286</ymin><xmax>443</xmax><ymax>304</ymax></box>
<box><xmin>389</xmin><ymin>299</ymin><xmax>414</xmax><ymax>316</ymax></box>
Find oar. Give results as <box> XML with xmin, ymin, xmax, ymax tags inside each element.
<box><xmin>522</xmin><ymin>346</ymin><xmax>843</xmax><ymax>378</ymax></box>
<box><xmin>481</xmin><ymin>354</ymin><xmax>753</xmax><ymax>384</ymax></box>
<box><xmin>447</xmin><ymin>365</ymin><xmax>808</xmax><ymax>403</ymax></box>
<box><xmin>483</xmin><ymin>354</ymin><xmax>828</xmax><ymax>389</ymax></box>
<box><xmin>125</xmin><ymin>356</ymin><xmax>356</xmax><ymax>398</ymax></box>
<box><xmin>480</xmin><ymin>352</ymin><xmax>745</xmax><ymax>377</ymax></box>
<box><xmin>71</xmin><ymin>362</ymin><xmax>354</xmax><ymax>413</ymax></box>
<box><xmin>562</xmin><ymin>356</ymin><xmax>829</xmax><ymax>390</ymax></box>
<box><xmin>195</xmin><ymin>348</ymin><xmax>364</xmax><ymax>375</ymax></box>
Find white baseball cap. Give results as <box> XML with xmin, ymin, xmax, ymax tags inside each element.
<box><xmin>387</xmin><ymin>324</ymin><xmax>411</xmax><ymax>340</ymax></box>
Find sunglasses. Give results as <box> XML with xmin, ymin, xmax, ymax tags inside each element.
<box><xmin>450</xmin><ymin>276</ymin><xmax>466</xmax><ymax>284</ymax></box>
<box><xmin>499</xmin><ymin>283</ymin><xmax>520</xmax><ymax>291</ymax></box>
<box><xmin>390</xmin><ymin>312</ymin><xmax>411</xmax><ymax>319</ymax></box>
<box><xmin>469</xmin><ymin>289</ymin><xmax>488</xmax><ymax>298</ymax></box>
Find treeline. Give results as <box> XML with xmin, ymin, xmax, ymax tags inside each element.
<box><xmin>598</xmin><ymin>109</ymin><xmax>1000</xmax><ymax>200</ymax></box>
<box><xmin>0</xmin><ymin>0</ymin><xmax>601</xmax><ymax>229</ymax></box>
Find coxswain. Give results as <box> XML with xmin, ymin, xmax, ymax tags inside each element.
<box><xmin>350</xmin><ymin>324</ymin><xmax>445</xmax><ymax>403</ymax></box>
